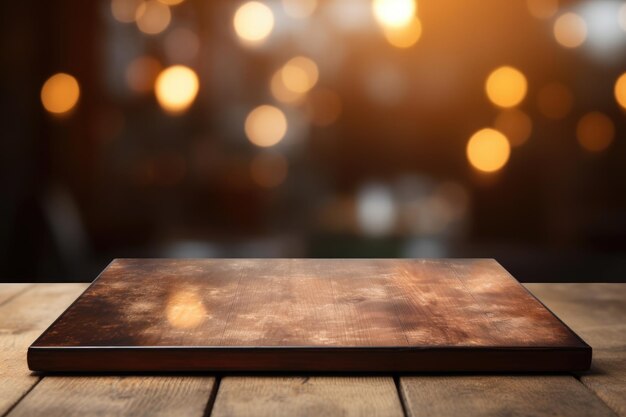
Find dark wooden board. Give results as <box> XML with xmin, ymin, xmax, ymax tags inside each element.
<box><xmin>28</xmin><ymin>259</ymin><xmax>591</xmax><ymax>372</ymax></box>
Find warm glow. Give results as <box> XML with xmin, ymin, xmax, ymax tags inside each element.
<box><xmin>466</xmin><ymin>128</ymin><xmax>511</xmax><ymax>173</ymax></box>
<box><xmin>111</xmin><ymin>0</ymin><xmax>142</xmax><ymax>23</ymax></box>
<box><xmin>271</xmin><ymin>70</ymin><xmax>305</xmax><ymax>104</ymax></box>
<box><xmin>250</xmin><ymin>152</ymin><xmax>288</xmax><ymax>188</ymax></box>
<box><xmin>282</xmin><ymin>0</ymin><xmax>317</xmax><ymax>18</ymax></box>
<box><xmin>526</xmin><ymin>0</ymin><xmax>558</xmax><ymax>19</ymax></box>
<box><xmin>41</xmin><ymin>73</ymin><xmax>80</xmax><ymax>115</ymax></box>
<box><xmin>281</xmin><ymin>56</ymin><xmax>319</xmax><ymax>94</ymax></box>
<box><xmin>166</xmin><ymin>290</ymin><xmax>206</xmax><ymax>329</ymax></box>
<box><xmin>485</xmin><ymin>66</ymin><xmax>527</xmax><ymax>108</ymax></box>
<box><xmin>307</xmin><ymin>88</ymin><xmax>342</xmax><ymax>126</ymax></box>
<box><xmin>158</xmin><ymin>0</ymin><xmax>184</xmax><ymax>5</ymax></box>
<box><xmin>245</xmin><ymin>105</ymin><xmax>288</xmax><ymax>147</ymax></box>
<box><xmin>553</xmin><ymin>12</ymin><xmax>587</xmax><ymax>48</ymax></box>
<box><xmin>615</xmin><ymin>73</ymin><xmax>626</xmax><ymax>110</ymax></box>
<box><xmin>135</xmin><ymin>0</ymin><xmax>171</xmax><ymax>35</ymax></box>
<box><xmin>537</xmin><ymin>82</ymin><xmax>574</xmax><ymax>119</ymax></box>
<box><xmin>155</xmin><ymin>65</ymin><xmax>199</xmax><ymax>114</ymax></box>
<box><xmin>383</xmin><ymin>17</ymin><xmax>422</xmax><ymax>48</ymax></box>
<box><xmin>494</xmin><ymin>109</ymin><xmax>532</xmax><ymax>147</ymax></box>
<box><xmin>126</xmin><ymin>56</ymin><xmax>162</xmax><ymax>94</ymax></box>
<box><xmin>372</xmin><ymin>0</ymin><xmax>417</xmax><ymax>29</ymax></box>
<box><xmin>233</xmin><ymin>1</ymin><xmax>274</xmax><ymax>44</ymax></box>
<box><xmin>577</xmin><ymin>112</ymin><xmax>615</xmax><ymax>152</ymax></box>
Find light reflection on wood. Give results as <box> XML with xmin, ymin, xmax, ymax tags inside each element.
<box><xmin>165</xmin><ymin>289</ymin><xmax>206</xmax><ymax>329</ymax></box>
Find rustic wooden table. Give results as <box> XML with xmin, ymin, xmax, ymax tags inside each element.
<box><xmin>1</xmin><ymin>283</ymin><xmax>624</xmax><ymax>417</ymax></box>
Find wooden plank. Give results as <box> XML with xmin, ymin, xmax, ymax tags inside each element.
<box><xmin>0</xmin><ymin>284</ymin><xmax>86</xmax><ymax>416</ymax></box>
<box><xmin>29</xmin><ymin>259</ymin><xmax>590</xmax><ymax>372</ymax></box>
<box><xmin>527</xmin><ymin>284</ymin><xmax>626</xmax><ymax>416</ymax></box>
<box><xmin>525</xmin><ymin>284</ymin><xmax>626</xmax><ymax>349</ymax></box>
<box><xmin>400</xmin><ymin>376</ymin><xmax>617</xmax><ymax>417</ymax></box>
<box><xmin>7</xmin><ymin>376</ymin><xmax>216</xmax><ymax>417</ymax></box>
<box><xmin>211</xmin><ymin>377</ymin><xmax>404</xmax><ymax>417</ymax></box>
<box><xmin>581</xmin><ymin>351</ymin><xmax>626</xmax><ymax>417</ymax></box>
<box><xmin>0</xmin><ymin>284</ymin><xmax>32</xmax><ymax>307</ymax></box>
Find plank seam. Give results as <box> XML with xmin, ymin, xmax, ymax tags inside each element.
<box><xmin>394</xmin><ymin>376</ymin><xmax>410</xmax><ymax>417</ymax></box>
<box><xmin>203</xmin><ymin>376</ymin><xmax>221</xmax><ymax>417</ymax></box>
<box><xmin>0</xmin><ymin>376</ymin><xmax>42</xmax><ymax>417</ymax></box>
<box><xmin>573</xmin><ymin>373</ymin><xmax>621</xmax><ymax>417</ymax></box>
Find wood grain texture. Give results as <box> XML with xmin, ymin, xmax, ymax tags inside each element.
<box><xmin>211</xmin><ymin>377</ymin><xmax>403</xmax><ymax>417</ymax></box>
<box><xmin>527</xmin><ymin>283</ymin><xmax>626</xmax><ymax>416</ymax></box>
<box><xmin>0</xmin><ymin>284</ymin><xmax>86</xmax><ymax>415</ymax></box>
<box><xmin>525</xmin><ymin>284</ymin><xmax>626</xmax><ymax>349</ymax></box>
<box><xmin>0</xmin><ymin>284</ymin><xmax>32</xmax><ymax>307</ymax></box>
<box><xmin>28</xmin><ymin>259</ymin><xmax>590</xmax><ymax>372</ymax></box>
<box><xmin>400</xmin><ymin>376</ymin><xmax>617</xmax><ymax>417</ymax></box>
<box><xmin>581</xmin><ymin>351</ymin><xmax>626</xmax><ymax>417</ymax></box>
<box><xmin>6</xmin><ymin>376</ymin><xmax>216</xmax><ymax>417</ymax></box>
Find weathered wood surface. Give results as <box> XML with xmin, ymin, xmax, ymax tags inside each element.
<box><xmin>526</xmin><ymin>283</ymin><xmax>626</xmax><ymax>416</ymax></box>
<box><xmin>0</xmin><ymin>284</ymin><xmax>86</xmax><ymax>416</ymax></box>
<box><xmin>0</xmin><ymin>284</ymin><xmax>31</xmax><ymax>306</ymax></box>
<box><xmin>0</xmin><ymin>282</ymin><xmax>624</xmax><ymax>417</ymax></box>
<box><xmin>212</xmin><ymin>377</ymin><xmax>404</xmax><ymax>417</ymax></box>
<box><xmin>400</xmin><ymin>376</ymin><xmax>617</xmax><ymax>417</ymax></box>
<box><xmin>7</xmin><ymin>376</ymin><xmax>216</xmax><ymax>417</ymax></box>
<box><xmin>29</xmin><ymin>259</ymin><xmax>589</xmax><ymax>372</ymax></box>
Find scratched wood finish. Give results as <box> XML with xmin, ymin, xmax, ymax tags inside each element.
<box><xmin>28</xmin><ymin>259</ymin><xmax>590</xmax><ymax>372</ymax></box>
<box><xmin>212</xmin><ymin>377</ymin><xmax>404</xmax><ymax>417</ymax></box>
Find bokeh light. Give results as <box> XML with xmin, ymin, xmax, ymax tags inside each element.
<box><xmin>125</xmin><ymin>56</ymin><xmax>162</xmax><ymax>94</ymax></box>
<box><xmin>615</xmin><ymin>72</ymin><xmax>626</xmax><ymax>110</ymax></box>
<box><xmin>245</xmin><ymin>105</ymin><xmax>288</xmax><ymax>147</ymax></box>
<box><xmin>281</xmin><ymin>56</ymin><xmax>319</xmax><ymax>94</ymax></box>
<box><xmin>576</xmin><ymin>111</ymin><xmax>615</xmax><ymax>152</ymax></box>
<box><xmin>250</xmin><ymin>152</ymin><xmax>288</xmax><ymax>188</ymax></box>
<box><xmin>526</xmin><ymin>0</ymin><xmax>558</xmax><ymax>19</ymax></box>
<box><xmin>233</xmin><ymin>1</ymin><xmax>274</xmax><ymax>44</ymax></box>
<box><xmin>271</xmin><ymin>70</ymin><xmax>305</xmax><ymax>104</ymax></box>
<box><xmin>485</xmin><ymin>66</ymin><xmax>527</xmax><ymax>108</ymax></box>
<box><xmin>493</xmin><ymin>109</ymin><xmax>532</xmax><ymax>147</ymax></box>
<box><xmin>577</xmin><ymin>0</ymin><xmax>626</xmax><ymax>61</ymax></box>
<box><xmin>282</xmin><ymin>0</ymin><xmax>317</xmax><ymax>18</ymax></box>
<box><xmin>553</xmin><ymin>12</ymin><xmax>587</xmax><ymax>48</ymax></box>
<box><xmin>383</xmin><ymin>17</ymin><xmax>422</xmax><ymax>48</ymax></box>
<box><xmin>111</xmin><ymin>0</ymin><xmax>142</xmax><ymax>23</ymax></box>
<box><xmin>537</xmin><ymin>82</ymin><xmax>574</xmax><ymax>119</ymax></box>
<box><xmin>372</xmin><ymin>0</ymin><xmax>417</xmax><ymax>29</ymax></box>
<box><xmin>135</xmin><ymin>0</ymin><xmax>171</xmax><ymax>35</ymax></box>
<box><xmin>41</xmin><ymin>73</ymin><xmax>80</xmax><ymax>115</ymax></box>
<box><xmin>620</xmin><ymin>4</ymin><xmax>626</xmax><ymax>31</ymax></box>
<box><xmin>466</xmin><ymin>128</ymin><xmax>511</xmax><ymax>173</ymax></box>
<box><xmin>154</xmin><ymin>65</ymin><xmax>199</xmax><ymax>114</ymax></box>
<box><xmin>307</xmin><ymin>88</ymin><xmax>342</xmax><ymax>127</ymax></box>
<box><xmin>357</xmin><ymin>183</ymin><xmax>397</xmax><ymax>236</ymax></box>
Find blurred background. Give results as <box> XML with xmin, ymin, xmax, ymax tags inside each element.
<box><xmin>1</xmin><ymin>0</ymin><xmax>625</xmax><ymax>282</ymax></box>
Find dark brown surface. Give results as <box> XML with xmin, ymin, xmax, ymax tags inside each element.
<box><xmin>28</xmin><ymin>259</ymin><xmax>591</xmax><ymax>372</ymax></box>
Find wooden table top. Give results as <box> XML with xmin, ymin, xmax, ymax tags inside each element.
<box><xmin>29</xmin><ymin>259</ymin><xmax>589</xmax><ymax>372</ymax></box>
<box><xmin>1</xmin><ymin>282</ymin><xmax>624</xmax><ymax>417</ymax></box>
